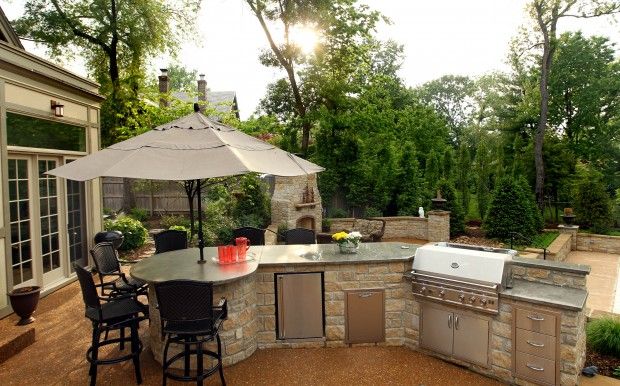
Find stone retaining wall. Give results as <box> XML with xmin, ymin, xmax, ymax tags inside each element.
<box><xmin>327</xmin><ymin>213</ymin><xmax>450</xmax><ymax>242</ymax></box>
<box><xmin>576</xmin><ymin>233</ymin><xmax>620</xmax><ymax>254</ymax></box>
<box><xmin>545</xmin><ymin>233</ymin><xmax>572</xmax><ymax>262</ymax></box>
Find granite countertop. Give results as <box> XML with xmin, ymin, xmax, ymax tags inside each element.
<box><xmin>256</xmin><ymin>242</ymin><xmax>418</xmax><ymax>266</ymax></box>
<box><xmin>500</xmin><ymin>279</ymin><xmax>588</xmax><ymax>311</ymax></box>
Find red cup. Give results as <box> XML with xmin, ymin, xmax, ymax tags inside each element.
<box><xmin>217</xmin><ymin>245</ymin><xmax>225</xmax><ymax>263</ymax></box>
<box><xmin>235</xmin><ymin>237</ymin><xmax>250</xmax><ymax>261</ymax></box>
<box><xmin>226</xmin><ymin>245</ymin><xmax>237</xmax><ymax>263</ymax></box>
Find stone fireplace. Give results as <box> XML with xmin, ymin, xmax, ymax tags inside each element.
<box><xmin>271</xmin><ymin>174</ymin><xmax>322</xmax><ymax>232</ymax></box>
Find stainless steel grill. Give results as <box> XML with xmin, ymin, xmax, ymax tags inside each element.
<box><xmin>409</xmin><ymin>242</ymin><xmax>516</xmax><ymax>314</ymax></box>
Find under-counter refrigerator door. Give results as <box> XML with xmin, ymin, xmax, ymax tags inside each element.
<box><xmin>277</xmin><ymin>273</ymin><xmax>324</xmax><ymax>339</ymax></box>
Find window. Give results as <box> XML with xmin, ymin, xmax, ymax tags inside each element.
<box><xmin>7</xmin><ymin>112</ymin><xmax>86</xmax><ymax>152</ymax></box>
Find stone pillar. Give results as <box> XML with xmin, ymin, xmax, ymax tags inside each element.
<box><xmin>558</xmin><ymin>224</ymin><xmax>579</xmax><ymax>250</ymax></box>
<box><xmin>158</xmin><ymin>68</ymin><xmax>169</xmax><ymax>107</ymax></box>
<box><xmin>197</xmin><ymin>74</ymin><xmax>207</xmax><ymax>112</ymax></box>
<box><xmin>427</xmin><ymin>210</ymin><xmax>450</xmax><ymax>242</ymax></box>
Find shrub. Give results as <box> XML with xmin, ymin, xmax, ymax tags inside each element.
<box><xmin>160</xmin><ymin>214</ymin><xmax>190</xmax><ymax>229</ymax></box>
<box><xmin>128</xmin><ymin>208</ymin><xmax>149</xmax><ymax>222</ymax></box>
<box><xmin>574</xmin><ymin>177</ymin><xmax>613</xmax><ymax>234</ymax></box>
<box><xmin>277</xmin><ymin>223</ymin><xmax>289</xmax><ymax>242</ymax></box>
<box><xmin>483</xmin><ymin>177</ymin><xmax>541</xmax><ymax>240</ymax></box>
<box><xmin>232</xmin><ymin>174</ymin><xmax>271</xmax><ymax>228</ymax></box>
<box><xmin>365</xmin><ymin>207</ymin><xmax>382</xmax><ymax>217</ymax></box>
<box><xmin>202</xmin><ymin>198</ymin><xmax>236</xmax><ymax>246</ymax></box>
<box><xmin>587</xmin><ymin>317</ymin><xmax>620</xmax><ymax>357</ymax></box>
<box><xmin>436</xmin><ymin>178</ymin><xmax>465</xmax><ymax>237</ymax></box>
<box><xmin>330</xmin><ymin>208</ymin><xmax>348</xmax><ymax>218</ymax></box>
<box><xmin>169</xmin><ymin>225</ymin><xmax>191</xmax><ymax>240</ymax></box>
<box><xmin>104</xmin><ymin>216</ymin><xmax>148</xmax><ymax>251</ymax></box>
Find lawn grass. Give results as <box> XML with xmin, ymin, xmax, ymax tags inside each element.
<box><xmin>530</xmin><ymin>231</ymin><xmax>559</xmax><ymax>249</ymax></box>
<box><xmin>578</xmin><ymin>228</ymin><xmax>620</xmax><ymax>236</ymax></box>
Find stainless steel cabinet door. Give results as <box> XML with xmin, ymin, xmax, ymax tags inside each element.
<box><xmin>452</xmin><ymin>312</ymin><xmax>489</xmax><ymax>366</ymax></box>
<box><xmin>420</xmin><ymin>304</ymin><xmax>453</xmax><ymax>356</ymax></box>
<box><xmin>277</xmin><ymin>273</ymin><xmax>324</xmax><ymax>339</ymax></box>
<box><xmin>345</xmin><ymin>289</ymin><xmax>385</xmax><ymax>343</ymax></box>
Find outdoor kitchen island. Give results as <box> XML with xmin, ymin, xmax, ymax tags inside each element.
<box><xmin>132</xmin><ymin>242</ymin><xmax>590</xmax><ymax>386</ymax></box>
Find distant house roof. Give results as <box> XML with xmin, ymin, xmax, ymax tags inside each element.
<box><xmin>0</xmin><ymin>6</ymin><xmax>24</xmax><ymax>49</ymax></box>
<box><xmin>173</xmin><ymin>90</ymin><xmax>239</xmax><ymax>119</ymax></box>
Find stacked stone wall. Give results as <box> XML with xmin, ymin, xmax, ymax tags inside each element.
<box><xmin>576</xmin><ymin>233</ymin><xmax>620</xmax><ymax>254</ymax></box>
<box><xmin>511</xmin><ymin>263</ymin><xmax>587</xmax><ymax>290</ymax></box>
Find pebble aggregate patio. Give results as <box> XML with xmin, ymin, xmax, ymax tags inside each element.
<box><xmin>0</xmin><ymin>275</ymin><xmax>501</xmax><ymax>386</ymax></box>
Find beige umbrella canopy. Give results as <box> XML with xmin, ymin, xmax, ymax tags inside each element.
<box><xmin>48</xmin><ymin>110</ymin><xmax>323</xmax><ymax>181</ymax></box>
<box><xmin>47</xmin><ymin>106</ymin><xmax>324</xmax><ymax>262</ymax></box>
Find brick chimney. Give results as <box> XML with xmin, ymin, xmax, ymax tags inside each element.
<box><xmin>197</xmin><ymin>74</ymin><xmax>207</xmax><ymax>112</ymax></box>
<box><xmin>158</xmin><ymin>68</ymin><xmax>169</xmax><ymax>107</ymax></box>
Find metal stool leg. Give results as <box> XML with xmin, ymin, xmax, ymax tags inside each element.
<box><xmin>162</xmin><ymin>335</ymin><xmax>170</xmax><ymax>386</ymax></box>
<box><xmin>119</xmin><ymin>327</ymin><xmax>125</xmax><ymax>350</ymax></box>
<box><xmin>89</xmin><ymin>324</ymin><xmax>100</xmax><ymax>386</ymax></box>
<box><xmin>131</xmin><ymin>322</ymin><xmax>142</xmax><ymax>384</ymax></box>
<box><xmin>184</xmin><ymin>337</ymin><xmax>191</xmax><ymax>377</ymax></box>
<box><xmin>217</xmin><ymin>333</ymin><xmax>226</xmax><ymax>386</ymax></box>
<box><xmin>197</xmin><ymin>339</ymin><xmax>204</xmax><ymax>386</ymax></box>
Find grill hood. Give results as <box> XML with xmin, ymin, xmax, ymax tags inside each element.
<box><xmin>413</xmin><ymin>242</ymin><xmax>517</xmax><ymax>285</ymax></box>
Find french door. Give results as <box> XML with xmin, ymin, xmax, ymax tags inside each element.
<box><xmin>8</xmin><ymin>154</ymin><xmax>87</xmax><ymax>289</ymax></box>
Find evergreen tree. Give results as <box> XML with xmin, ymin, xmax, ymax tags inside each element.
<box><xmin>484</xmin><ymin>177</ymin><xmax>541</xmax><ymax>240</ymax></box>
<box><xmin>425</xmin><ymin>150</ymin><xmax>441</xmax><ymax>196</ymax></box>
<box><xmin>574</xmin><ymin>176</ymin><xmax>613</xmax><ymax>234</ymax></box>
<box><xmin>456</xmin><ymin>144</ymin><xmax>471</xmax><ymax>215</ymax></box>
<box><xmin>475</xmin><ymin>142</ymin><xmax>492</xmax><ymax>219</ymax></box>
<box><xmin>397</xmin><ymin>144</ymin><xmax>425</xmax><ymax>215</ymax></box>
<box><xmin>442</xmin><ymin>148</ymin><xmax>455</xmax><ymax>181</ymax></box>
<box><xmin>437</xmin><ymin>178</ymin><xmax>465</xmax><ymax>237</ymax></box>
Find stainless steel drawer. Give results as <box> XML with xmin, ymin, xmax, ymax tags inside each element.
<box><xmin>516</xmin><ymin>328</ymin><xmax>556</xmax><ymax>360</ymax></box>
<box><xmin>515</xmin><ymin>351</ymin><xmax>555</xmax><ymax>385</ymax></box>
<box><xmin>516</xmin><ymin>308</ymin><xmax>556</xmax><ymax>336</ymax></box>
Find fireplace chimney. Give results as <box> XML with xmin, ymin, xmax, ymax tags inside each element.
<box><xmin>197</xmin><ymin>74</ymin><xmax>207</xmax><ymax>112</ymax></box>
<box><xmin>158</xmin><ymin>68</ymin><xmax>169</xmax><ymax>107</ymax></box>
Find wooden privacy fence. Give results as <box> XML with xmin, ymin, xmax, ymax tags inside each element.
<box><xmin>102</xmin><ymin>177</ymin><xmax>194</xmax><ymax>214</ymax></box>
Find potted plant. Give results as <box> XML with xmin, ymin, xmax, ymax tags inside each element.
<box><xmin>562</xmin><ymin>207</ymin><xmax>576</xmax><ymax>225</ymax></box>
<box><xmin>321</xmin><ymin>218</ymin><xmax>332</xmax><ymax>233</ymax></box>
<box><xmin>8</xmin><ymin>285</ymin><xmax>41</xmax><ymax>325</ymax></box>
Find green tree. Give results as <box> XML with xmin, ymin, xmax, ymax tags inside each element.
<box><xmin>484</xmin><ymin>177</ymin><xmax>541</xmax><ymax>240</ymax></box>
<box><xmin>424</xmin><ymin>150</ymin><xmax>441</xmax><ymax>195</ymax></box>
<box><xmin>475</xmin><ymin>142</ymin><xmax>492</xmax><ymax>219</ymax></box>
<box><xmin>397</xmin><ymin>144</ymin><xmax>424</xmax><ymax>215</ymax></box>
<box><xmin>442</xmin><ymin>148</ymin><xmax>455</xmax><ymax>181</ymax></box>
<box><xmin>524</xmin><ymin>0</ymin><xmax>620</xmax><ymax>209</ymax></box>
<box><xmin>456</xmin><ymin>144</ymin><xmax>471</xmax><ymax>214</ymax></box>
<box><xmin>245</xmin><ymin>0</ymin><xmax>382</xmax><ymax>154</ymax></box>
<box><xmin>574</xmin><ymin>174</ymin><xmax>613</xmax><ymax>233</ymax></box>
<box><xmin>14</xmin><ymin>0</ymin><xmax>201</xmax><ymax>145</ymax></box>
<box><xmin>437</xmin><ymin>179</ymin><xmax>465</xmax><ymax>237</ymax></box>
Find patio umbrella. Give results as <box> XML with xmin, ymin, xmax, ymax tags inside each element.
<box><xmin>47</xmin><ymin>104</ymin><xmax>324</xmax><ymax>262</ymax></box>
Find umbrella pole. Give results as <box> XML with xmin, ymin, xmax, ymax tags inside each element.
<box><xmin>196</xmin><ymin>179</ymin><xmax>206</xmax><ymax>264</ymax></box>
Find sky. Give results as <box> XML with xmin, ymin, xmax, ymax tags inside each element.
<box><xmin>2</xmin><ymin>0</ymin><xmax>620</xmax><ymax>119</ymax></box>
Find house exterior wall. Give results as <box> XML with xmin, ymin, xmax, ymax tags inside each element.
<box><xmin>0</xmin><ymin>40</ymin><xmax>103</xmax><ymax>317</ymax></box>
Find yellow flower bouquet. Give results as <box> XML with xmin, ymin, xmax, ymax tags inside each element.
<box><xmin>332</xmin><ymin>231</ymin><xmax>362</xmax><ymax>254</ymax></box>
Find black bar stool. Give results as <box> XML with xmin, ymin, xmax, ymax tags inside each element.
<box><xmin>154</xmin><ymin>229</ymin><xmax>188</xmax><ymax>254</ymax></box>
<box><xmin>75</xmin><ymin>264</ymin><xmax>147</xmax><ymax>386</ymax></box>
<box><xmin>154</xmin><ymin>280</ymin><xmax>228</xmax><ymax>386</ymax></box>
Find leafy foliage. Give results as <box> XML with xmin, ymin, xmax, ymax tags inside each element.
<box><xmin>484</xmin><ymin>177</ymin><xmax>542</xmax><ymax>240</ymax></box>
<box><xmin>574</xmin><ymin>174</ymin><xmax>613</xmax><ymax>233</ymax></box>
<box><xmin>104</xmin><ymin>216</ymin><xmax>148</xmax><ymax>251</ymax></box>
<box><xmin>128</xmin><ymin>208</ymin><xmax>149</xmax><ymax>222</ymax></box>
<box><xmin>587</xmin><ymin>317</ymin><xmax>620</xmax><ymax>357</ymax></box>
<box><xmin>436</xmin><ymin>179</ymin><xmax>465</xmax><ymax>237</ymax></box>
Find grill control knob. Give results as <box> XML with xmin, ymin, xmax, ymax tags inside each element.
<box><xmin>469</xmin><ymin>296</ymin><xmax>477</xmax><ymax>303</ymax></box>
<box><xmin>439</xmin><ymin>290</ymin><xmax>446</xmax><ymax>298</ymax></box>
<box><xmin>458</xmin><ymin>294</ymin><xmax>465</xmax><ymax>302</ymax></box>
<box><xmin>420</xmin><ymin>286</ymin><xmax>427</xmax><ymax>294</ymax></box>
<box><xmin>480</xmin><ymin>298</ymin><xmax>488</xmax><ymax>307</ymax></box>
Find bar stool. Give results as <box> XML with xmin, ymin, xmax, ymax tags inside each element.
<box><xmin>154</xmin><ymin>280</ymin><xmax>228</xmax><ymax>386</ymax></box>
<box><xmin>75</xmin><ymin>264</ymin><xmax>147</xmax><ymax>386</ymax></box>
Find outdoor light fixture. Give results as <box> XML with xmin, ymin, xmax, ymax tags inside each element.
<box><xmin>50</xmin><ymin>100</ymin><xmax>64</xmax><ymax>117</ymax></box>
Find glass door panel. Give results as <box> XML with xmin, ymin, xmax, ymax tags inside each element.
<box><xmin>8</xmin><ymin>158</ymin><xmax>34</xmax><ymax>287</ymax></box>
<box><xmin>38</xmin><ymin>159</ymin><xmax>63</xmax><ymax>284</ymax></box>
<box><xmin>66</xmin><ymin>159</ymin><xmax>87</xmax><ymax>270</ymax></box>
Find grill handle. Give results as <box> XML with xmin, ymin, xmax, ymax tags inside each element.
<box><xmin>411</xmin><ymin>272</ymin><xmax>499</xmax><ymax>291</ymax></box>
<box><xmin>455</xmin><ymin>315</ymin><xmax>459</xmax><ymax>330</ymax></box>
<box><xmin>448</xmin><ymin>314</ymin><xmax>452</xmax><ymax>329</ymax></box>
